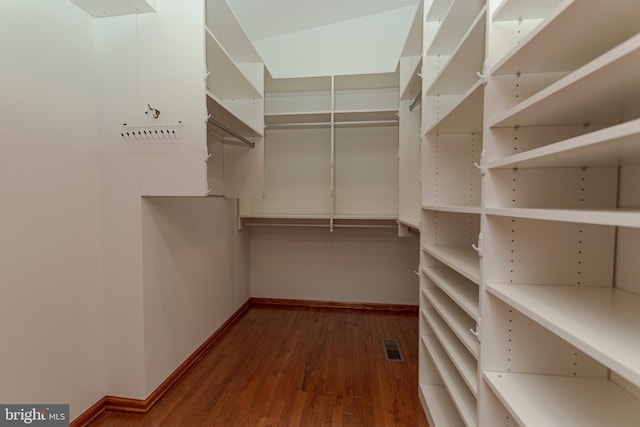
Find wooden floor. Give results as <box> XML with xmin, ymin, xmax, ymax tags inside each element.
<box><xmin>89</xmin><ymin>304</ymin><xmax>429</xmax><ymax>426</ymax></box>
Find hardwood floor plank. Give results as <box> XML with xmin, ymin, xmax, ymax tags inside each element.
<box><xmin>88</xmin><ymin>306</ymin><xmax>429</xmax><ymax>426</ymax></box>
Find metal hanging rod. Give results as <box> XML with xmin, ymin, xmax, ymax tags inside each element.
<box><xmin>409</xmin><ymin>91</ymin><xmax>422</xmax><ymax>111</ymax></box>
<box><xmin>207</xmin><ymin>117</ymin><xmax>255</xmax><ymax>148</ymax></box>
<box><xmin>244</xmin><ymin>222</ymin><xmax>397</xmax><ymax>229</ymax></box>
<box><xmin>266</xmin><ymin>119</ymin><xmax>399</xmax><ymax>129</ymax></box>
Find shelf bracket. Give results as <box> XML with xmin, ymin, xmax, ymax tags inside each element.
<box><xmin>473</xmin><ymin>150</ymin><xmax>486</xmax><ymax>176</ymax></box>
<box><xmin>470</xmin><ymin>318</ymin><xmax>481</xmax><ymax>342</ymax></box>
<box><xmin>472</xmin><ymin>232</ymin><xmax>483</xmax><ymax>257</ymax></box>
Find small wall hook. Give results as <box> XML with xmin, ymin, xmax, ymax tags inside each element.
<box><xmin>146</xmin><ymin>104</ymin><xmax>160</xmax><ymax>119</ymax></box>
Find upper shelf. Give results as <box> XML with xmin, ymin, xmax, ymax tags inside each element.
<box><xmin>334</xmin><ymin>72</ymin><xmax>398</xmax><ymax>91</ymax></box>
<box><xmin>492</xmin><ymin>0</ymin><xmax>640</xmax><ymax>75</ymax></box>
<box><xmin>486</xmin><ymin>208</ymin><xmax>640</xmax><ymax>229</ymax></box>
<box><xmin>265</xmin><ymin>76</ymin><xmax>332</xmax><ymax>93</ymax></box>
<box><xmin>492</xmin><ymin>0</ymin><xmax>563</xmax><ymax>21</ymax></box>
<box><xmin>427</xmin><ymin>0</ymin><xmax>486</xmax><ymax>56</ymax></box>
<box><xmin>205</xmin><ymin>28</ymin><xmax>262</xmax><ymax>100</ymax></box>
<box><xmin>205</xmin><ymin>0</ymin><xmax>262</xmax><ymax>65</ymax></box>
<box><xmin>399</xmin><ymin>0</ymin><xmax>423</xmax><ymax>57</ymax></box>
<box><xmin>425</xmin><ymin>79</ymin><xmax>484</xmax><ymax>135</ymax></box>
<box><xmin>490</xmin><ymin>33</ymin><xmax>640</xmax><ymax>128</ymax></box>
<box><xmin>487</xmin><ymin>283</ymin><xmax>640</xmax><ymax>388</ymax></box>
<box><xmin>425</xmin><ymin>8</ymin><xmax>486</xmax><ymax>96</ymax></box>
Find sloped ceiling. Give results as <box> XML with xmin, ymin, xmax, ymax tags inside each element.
<box><xmin>227</xmin><ymin>0</ymin><xmax>418</xmax><ymax>41</ymax></box>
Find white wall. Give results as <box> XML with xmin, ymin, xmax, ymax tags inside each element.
<box><xmin>141</xmin><ymin>196</ymin><xmax>250</xmax><ymax>393</ymax></box>
<box><xmin>0</xmin><ymin>0</ymin><xmax>106</xmax><ymax>419</ymax></box>
<box><xmin>254</xmin><ymin>5</ymin><xmax>418</xmax><ymax>77</ymax></box>
<box><xmin>250</xmin><ymin>227</ymin><xmax>420</xmax><ymax>305</ymax></box>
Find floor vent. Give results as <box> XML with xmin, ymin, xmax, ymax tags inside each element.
<box><xmin>383</xmin><ymin>339</ymin><xmax>404</xmax><ymax>362</ymax></box>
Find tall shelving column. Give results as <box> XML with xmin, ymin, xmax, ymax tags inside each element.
<box><xmin>418</xmin><ymin>0</ymin><xmax>486</xmax><ymax>425</ymax></box>
<box><xmin>205</xmin><ymin>0</ymin><xmax>265</xmax><ymax>198</ymax></box>
<box><xmin>398</xmin><ymin>0</ymin><xmax>424</xmax><ymax>234</ymax></box>
<box><xmin>479</xmin><ymin>0</ymin><xmax>640</xmax><ymax>426</ymax></box>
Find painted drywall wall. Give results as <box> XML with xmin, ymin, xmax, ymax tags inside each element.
<box><xmin>0</xmin><ymin>0</ymin><xmax>106</xmax><ymax>419</ymax></box>
<box><xmin>141</xmin><ymin>196</ymin><xmax>250</xmax><ymax>393</ymax></box>
<box><xmin>253</xmin><ymin>5</ymin><xmax>418</xmax><ymax>78</ymax></box>
<box><xmin>250</xmin><ymin>227</ymin><xmax>420</xmax><ymax>305</ymax></box>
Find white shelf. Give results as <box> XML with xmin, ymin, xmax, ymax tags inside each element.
<box><xmin>334</xmin><ymin>72</ymin><xmax>398</xmax><ymax>90</ymax></box>
<box><xmin>423</xmin><ymin>308</ymin><xmax>478</xmax><ymax>396</ymax></box>
<box><xmin>484</xmin><ymin>371</ymin><xmax>640</xmax><ymax>427</ymax></box>
<box><xmin>422</xmin><ymin>204</ymin><xmax>482</xmax><ymax>215</ymax></box>
<box><xmin>490</xmin><ymin>32</ymin><xmax>640</xmax><ymax>128</ymax></box>
<box><xmin>207</xmin><ymin>91</ymin><xmax>263</xmax><ymax>138</ymax></box>
<box><xmin>205</xmin><ymin>27</ymin><xmax>262</xmax><ymax>100</ymax></box>
<box><xmin>265</xmin><ymin>76</ymin><xmax>331</xmax><ymax>93</ymax></box>
<box><xmin>426</xmin><ymin>8</ymin><xmax>486</xmax><ymax>96</ymax></box>
<box><xmin>424</xmin><ymin>288</ymin><xmax>479</xmax><ymax>360</ymax></box>
<box><xmin>422</xmin><ymin>335</ymin><xmax>477</xmax><ymax>427</ymax></box>
<box><xmin>427</xmin><ymin>0</ymin><xmax>486</xmax><ymax>56</ymax></box>
<box><xmin>487</xmin><ymin>283</ymin><xmax>640</xmax><ymax>388</ymax></box>
<box><xmin>486</xmin><ymin>208</ymin><xmax>640</xmax><ymax>228</ymax></box>
<box><xmin>493</xmin><ymin>0</ymin><xmax>640</xmax><ymax>75</ymax></box>
<box><xmin>205</xmin><ymin>0</ymin><xmax>262</xmax><ymax>65</ymax></box>
<box><xmin>420</xmin><ymin>384</ymin><xmax>465</xmax><ymax>427</ymax></box>
<box><xmin>334</xmin><ymin>110</ymin><xmax>399</xmax><ymax>124</ymax></box>
<box><xmin>492</xmin><ymin>0</ymin><xmax>562</xmax><ymax>21</ymax></box>
<box><xmin>423</xmin><ymin>245</ymin><xmax>480</xmax><ymax>285</ymax></box>
<box><xmin>489</xmin><ymin>118</ymin><xmax>640</xmax><ymax>169</ymax></box>
<box><xmin>423</xmin><ymin>267</ymin><xmax>479</xmax><ymax>321</ymax></box>
<box><xmin>264</xmin><ymin>112</ymin><xmax>332</xmax><ymax>126</ymax></box>
<box><xmin>425</xmin><ymin>79</ymin><xmax>484</xmax><ymax>135</ymax></box>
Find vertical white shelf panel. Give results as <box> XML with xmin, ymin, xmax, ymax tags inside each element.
<box><xmin>422</xmin><ymin>336</ymin><xmax>477</xmax><ymax>427</ymax></box>
<box><xmin>423</xmin><ymin>307</ymin><xmax>478</xmax><ymax>395</ymax></box>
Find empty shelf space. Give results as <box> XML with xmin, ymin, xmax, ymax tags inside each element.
<box><xmin>422</xmin><ymin>204</ymin><xmax>482</xmax><ymax>215</ymax></box>
<box><xmin>490</xmin><ymin>33</ymin><xmax>640</xmax><ymax>128</ymax></box>
<box><xmin>205</xmin><ymin>27</ymin><xmax>262</xmax><ymax>100</ymax></box>
<box><xmin>486</xmin><ymin>208</ymin><xmax>640</xmax><ymax>228</ymax></box>
<box><xmin>422</xmin><ymin>266</ymin><xmax>479</xmax><ymax>321</ymax></box>
<box><xmin>423</xmin><ymin>288</ymin><xmax>479</xmax><ymax>359</ymax></box>
<box><xmin>427</xmin><ymin>0</ymin><xmax>486</xmax><ymax>56</ymax></box>
<box><xmin>425</xmin><ymin>7</ymin><xmax>486</xmax><ymax>96</ymax></box>
<box><xmin>420</xmin><ymin>384</ymin><xmax>465</xmax><ymax>427</ymax></box>
<box><xmin>207</xmin><ymin>92</ymin><xmax>263</xmax><ymax>138</ymax></box>
<box><xmin>487</xmin><ymin>283</ymin><xmax>640</xmax><ymax>387</ymax></box>
<box><xmin>493</xmin><ymin>0</ymin><xmax>640</xmax><ymax>75</ymax></box>
<box><xmin>265</xmin><ymin>76</ymin><xmax>331</xmax><ymax>93</ymax></box>
<box><xmin>422</xmin><ymin>336</ymin><xmax>477</xmax><ymax>427</ymax></box>
<box><xmin>492</xmin><ymin>0</ymin><xmax>562</xmax><ymax>21</ymax></box>
<box><xmin>423</xmin><ymin>245</ymin><xmax>480</xmax><ymax>284</ymax></box>
<box><xmin>484</xmin><ymin>371</ymin><xmax>640</xmax><ymax>427</ymax></box>
<box><xmin>425</xmin><ymin>79</ymin><xmax>485</xmax><ymax>135</ymax></box>
<box><xmin>423</xmin><ymin>308</ymin><xmax>478</xmax><ymax>395</ymax></box>
<box><xmin>489</xmin><ymin>118</ymin><xmax>640</xmax><ymax>169</ymax></box>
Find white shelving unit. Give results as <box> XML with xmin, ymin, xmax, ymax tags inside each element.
<box><xmin>398</xmin><ymin>1</ymin><xmax>423</xmax><ymax>233</ymax></box>
<box><xmin>204</xmin><ymin>0</ymin><xmax>265</xmax><ymax>198</ymax></box>
<box><xmin>418</xmin><ymin>0</ymin><xmax>640</xmax><ymax>425</ymax></box>
<box><xmin>240</xmin><ymin>72</ymin><xmax>400</xmax><ymax>229</ymax></box>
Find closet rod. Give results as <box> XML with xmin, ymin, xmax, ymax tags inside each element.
<box><xmin>409</xmin><ymin>91</ymin><xmax>422</xmax><ymax>111</ymax></box>
<box><xmin>266</xmin><ymin>119</ymin><xmax>399</xmax><ymax>128</ymax></box>
<box><xmin>207</xmin><ymin>117</ymin><xmax>255</xmax><ymax>148</ymax></box>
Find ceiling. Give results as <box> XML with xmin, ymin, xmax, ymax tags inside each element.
<box><xmin>226</xmin><ymin>0</ymin><xmax>419</xmax><ymax>41</ymax></box>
